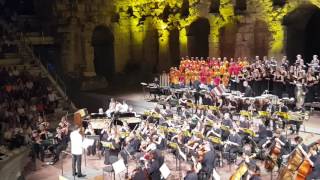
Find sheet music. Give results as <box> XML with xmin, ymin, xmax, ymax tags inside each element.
<box><xmin>212</xmin><ymin>169</ymin><xmax>220</xmax><ymax>180</ymax></box>
<box><xmin>82</xmin><ymin>138</ymin><xmax>94</xmax><ymax>149</ymax></box>
<box><xmin>178</xmin><ymin>147</ymin><xmax>187</xmax><ymax>161</ymax></box>
<box><xmin>112</xmin><ymin>159</ymin><xmax>127</xmax><ymax>175</ymax></box>
<box><xmin>159</xmin><ymin>163</ymin><xmax>170</xmax><ymax>179</ymax></box>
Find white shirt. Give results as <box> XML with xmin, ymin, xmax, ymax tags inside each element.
<box><xmin>70</xmin><ymin>130</ymin><xmax>83</xmax><ymax>155</ymax></box>
<box><xmin>119</xmin><ymin>103</ymin><xmax>129</xmax><ymax>113</ymax></box>
<box><xmin>48</xmin><ymin>93</ymin><xmax>57</xmax><ymax>102</ymax></box>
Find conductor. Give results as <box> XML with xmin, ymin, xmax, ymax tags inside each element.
<box><xmin>70</xmin><ymin>125</ymin><xmax>86</xmax><ymax>178</ymax></box>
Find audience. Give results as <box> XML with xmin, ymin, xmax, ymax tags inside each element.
<box><xmin>0</xmin><ymin>66</ymin><xmax>66</xmax><ymax>164</ymax></box>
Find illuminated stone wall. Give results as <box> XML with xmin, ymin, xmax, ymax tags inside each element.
<box><xmin>46</xmin><ymin>0</ymin><xmax>320</xmax><ymax>75</ymax></box>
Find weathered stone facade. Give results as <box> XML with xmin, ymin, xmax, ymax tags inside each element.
<box><xmin>35</xmin><ymin>0</ymin><xmax>320</xmax><ymax>76</ymax></box>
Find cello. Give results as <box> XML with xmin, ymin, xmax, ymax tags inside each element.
<box><xmin>264</xmin><ymin>138</ymin><xmax>282</xmax><ymax>171</ymax></box>
<box><xmin>295</xmin><ymin>144</ymin><xmax>316</xmax><ymax>180</ymax></box>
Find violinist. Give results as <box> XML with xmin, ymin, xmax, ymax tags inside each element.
<box><xmin>84</xmin><ymin>124</ymin><xmax>96</xmax><ymax>156</ymax></box>
<box><xmin>103</xmin><ymin>129</ymin><xmax>120</xmax><ymax>165</ymax></box>
<box><xmin>198</xmin><ymin>142</ymin><xmax>216</xmax><ymax>180</ymax></box>
<box><xmin>48</xmin><ymin>127</ymin><xmax>68</xmax><ymax>164</ymax></box>
<box><xmin>145</xmin><ymin>150</ymin><xmax>164</xmax><ymax>180</ymax></box>
<box><xmin>184</xmin><ymin>162</ymin><xmax>198</xmax><ymax>180</ymax></box>
<box><xmin>206</xmin><ymin>123</ymin><xmax>222</xmax><ymax>151</ymax></box>
<box><xmin>221</xmin><ymin>113</ymin><xmax>233</xmax><ymax>141</ymax></box>
<box><xmin>120</xmin><ymin>132</ymin><xmax>141</xmax><ymax>165</ymax></box>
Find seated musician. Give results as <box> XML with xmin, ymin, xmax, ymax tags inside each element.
<box><xmin>184</xmin><ymin>162</ymin><xmax>198</xmax><ymax>180</ymax></box>
<box><xmin>254</xmin><ymin>125</ymin><xmax>273</xmax><ymax>148</ymax></box>
<box><xmin>290</xmin><ymin>136</ymin><xmax>308</xmax><ymax>152</ymax></box>
<box><xmin>206</xmin><ymin>123</ymin><xmax>223</xmax><ymax>151</ymax></box>
<box><xmin>129</xmin><ymin>164</ymin><xmax>150</xmax><ymax>180</ymax></box>
<box><xmin>103</xmin><ymin>129</ymin><xmax>121</xmax><ymax>165</ymax></box>
<box><xmin>262</xmin><ymin>129</ymin><xmax>288</xmax><ymax>168</ymax></box>
<box><xmin>84</xmin><ymin>124</ymin><xmax>96</xmax><ymax>156</ymax></box>
<box><xmin>185</xmin><ymin>135</ymin><xmax>201</xmax><ymax>155</ymax></box>
<box><xmin>307</xmin><ymin>143</ymin><xmax>320</xmax><ymax>180</ymax></box>
<box><xmin>105</xmin><ymin>98</ymin><xmax>116</xmax><ymax>117</ymax></box>
<box><xmin>48</xmin><ymin>127</ymin><xmax>68</xmax><ymax>164</ymax></box>
<box><xmin>235</xmin><ymin>151</ymin><xmax>261</xmax><ymax>180</ymax></box>
<box><xmin>198</xmin><ymin>142</ymin><xmax>216</xmax><ymax>179</ymax></box>
<box><xmin>221</xmin><ymin>113</ymin><xmax>233</xmax><ymax>141</ymax></box>
<box><xmin>225</xmin><ymin>128</ymin><xmax>242</xmax><ymax>162</ymax></box>
<box><xmin>145</xmin><ymin>150</ymin><xmax>164</xmax><ymax>180</ymax></box>
<box><xmin>190</xmin><ymin>113</ymin><xmax>202</xmax><ymax>130</ymax></box>
<box><xmin>206</xmin><ymin>123</ymin><xmax>221</xmax><ymax>138</ymax></box>
<box><xmin>160</xmin><ymin>91</ymin><xmax>178</xmax><ymax>108</ymax></box>
<box><xmin>277</xmin><ymin>101</ymin><xmax>289</xmax><ymax>129</ymax></box>
<box><xmin>261</xmin><ymin>99</ymin><xmax>275</xmax><ymax>127</ymax></box>
<box><xmin>161</xmin><ymin>104</ymin><xmax>174</xmax><ymax>118</ymax></box>
<box><xmin>120</xmin><ymin>132</ymin><xmax>141</xmax><ymax>165</ymax></box>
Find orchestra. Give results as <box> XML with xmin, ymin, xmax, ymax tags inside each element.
<box><xmin>58</xmin><ymin>54</ymin><xmax>320</xmax><ymax>179</ymax></box>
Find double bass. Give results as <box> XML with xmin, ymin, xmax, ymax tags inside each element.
<box><xmin>277</xmin><ymin>144</ymin><xmax>313</xmax><ymax>180</ymax></box>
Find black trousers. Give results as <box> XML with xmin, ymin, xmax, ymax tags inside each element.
<box><xmin>72</xmin><ymin>154</ymin><xmax>82</xmax><ymax>175</ymax></box>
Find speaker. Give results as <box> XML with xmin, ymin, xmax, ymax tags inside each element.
<box><xmin>235</xmin><ymin>0</ymin><xmax>246</xmax><ymax>13</ymax></box>
<box><xmin>273</xmin><ymin>0</ymin><xmax>286</xmax><ymax>7</ymax></box>
<box><xmin>209</xmin><ymin>0</ymin><xmax>220</xmax><ymax>14</ymax></box>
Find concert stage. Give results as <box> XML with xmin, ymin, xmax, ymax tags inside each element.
<box><xmin>25</xmin><ymin>91</ymin><xmax>320</xmax><ymax>180</ymax></box>
<box><xmin>25</xmin><ymin>130</ymin><xmax>320</xmax><ymax>180</ymax></box>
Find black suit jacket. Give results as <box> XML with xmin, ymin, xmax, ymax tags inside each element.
<box><xmin>201</xmin><ymin>150</ymin><xmax>216</xmax><ymax>173</ymax></box>
<box><xmin>244</xmin><ymin>86</ymin><xmax>253</xmax><ymax>97</ymax></box>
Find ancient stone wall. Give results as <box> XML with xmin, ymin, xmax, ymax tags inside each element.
<box><xmin>42</xmin><ymin>0</ymin><xmax>320</xmax><ymax>76</ymax></box>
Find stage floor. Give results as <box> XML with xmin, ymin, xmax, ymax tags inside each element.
<box><xmin>25</xmin><ymin>91</ymin><xmax>320</xmax><ymax>180</ymax></box>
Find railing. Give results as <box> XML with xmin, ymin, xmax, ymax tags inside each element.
<box><xmin>18</xmin><ymin>32</ymin><xmax>77</xmax><ymax>110</ymax></box>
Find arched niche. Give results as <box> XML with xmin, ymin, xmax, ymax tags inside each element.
<box><xmin>283</xmin><ymin>4</ymin><xmax>320</xmax><ymax>64</ymax></box>
<box><xmin>187</xmin><ymin>18</ymin><xmax>210</xmax><ymax>58</ymax></box>
<box><xmin>91</xmin><ymin>25</ymin><xmax>115</xmax><ymax>80</ymax></box>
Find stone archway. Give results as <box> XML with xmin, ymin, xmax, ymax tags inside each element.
<box><xmin>187</xmin><ymin>18</ymin><xmax>210</xmax><ymax>58</ymax></box>
<box><xmin>92</xmin><ymin>25</ymin><xmax>115</xmax><ymax>80</ymax></box>
<box><xmin>283</xmin><ymin>4</ymin><xmax>320</xmax><ymax>63</ymax></box>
